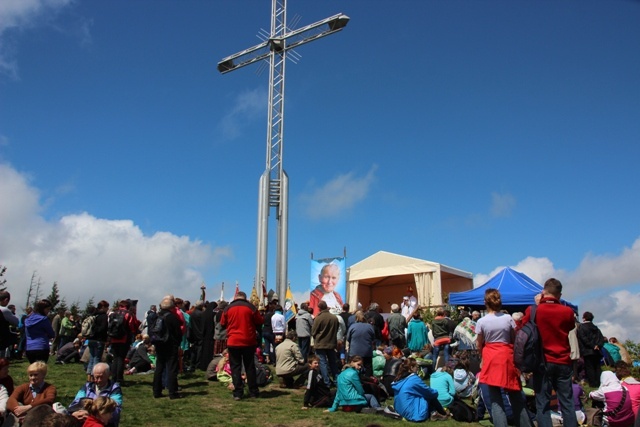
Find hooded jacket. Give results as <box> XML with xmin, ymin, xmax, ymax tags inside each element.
<box><xmin>589</xmin><ymin>371</ymin><xmax>635</xmax><ymax>427</ymax></box>
<box><xmin>25</xmin><ymin>313</ymin><xmax>56</xmax><ymax>351</ymax></box>
<box><xmin>391</xmin><ymin>373</ymin><xmax>438</xmax><ymax>422</ymax></box>
<box><xmin>429</xmin><ymin>369</ymin><xmax>456</xmax><ymax>407</ymax></box>
<box><xmin>453</xmin><ymin>368</ymin><xmax>475</xmax><ymax>398</ymax></box>
<box><xmin>295</xmin><ymin>309</ymin><xmax>313</xmax><ymax>338</ymax></box>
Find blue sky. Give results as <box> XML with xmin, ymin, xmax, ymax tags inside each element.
<box><xmin>1</xmin><ymin>1</ymin><xmax>639</xmax><ymax>340</ymax></box>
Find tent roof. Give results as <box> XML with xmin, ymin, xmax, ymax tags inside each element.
<box><xmin>449</xmin><ymin>267</ymin><xmax>578</xmax><ymax>311</ymax></box>
<box><xmin>347</xmin><ymin>251</ymin><xmax>472</xmax><ymax>282</ymax></box>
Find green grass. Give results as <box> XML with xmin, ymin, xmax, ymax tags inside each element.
<box><xmin>9</xmin><ymin>358</ymin><xmax>485</xmax><ymax>426</ymax></box>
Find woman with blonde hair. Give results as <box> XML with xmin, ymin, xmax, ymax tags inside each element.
<box><xmin>5</xmin><ymin>361</ymin><xmax>57</xmax><ymax>425</ymax></box>
<box><xmin>476</xmin><ymin>288</ymin><xmax>531</xmax><ymax>427</ymax></box>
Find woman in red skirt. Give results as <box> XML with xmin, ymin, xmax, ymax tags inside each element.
<box><xmin>476</xmin><ymin>288</ymin><xmax>532</xmax><ymax>427</ymax></box>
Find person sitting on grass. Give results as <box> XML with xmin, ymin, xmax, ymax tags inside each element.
<box><xmin>39</xmin><ymin>412</ymin><xmax>84</xmax><ymax>427</ymax></box>
<box><xmin>302</xmin><ymin>355</ymin><xmax>334</xmax><ymax>409</ymax></box>
<box><xmin>429</xmin><ymin>366</ymin><xmax>456</xmax><ymax>408</ymax></box>
<box><xmin>216</xmin><ymin>349</ymin><xmax>234</xmax><ymax>389</ymax></box>
<box><xmin>372</xmin><ymin>345</ymin><xmax>386</xmax><ymax>378</ymax></box>
<box><xmin>589</xmin><ymin>370</ymin><xmax>635</xmax><ymax>427</ymax></box>
<box><xmin>125</xmin><ymin>340</ymin><xmax>154</xmax><ymax>375</ymax></box>
<box><xmin>381</xmin><ymin>346</ymin><xmax>402</xmax><ymax>397</ymax></box>
<box><xmin>5</xmin><ymin>361</ymin><xmax>57</xmax><ymax>425</ymax></box>
<box><xmin>80</xmin><ymin>396</ymin><xmax>118</xmax><ymax>427</ymax></box>
<box><xmin>325</xmin><ymin>356</ymin><xmax>381</xmax><ymax>414</ymax></box>
<box><xmin>56</xmin><ymin>339</ymin><xmax>82</xmax><ymax>365</ymax></box>
<box><xmin>68</xmin><ymin>363</ymin><xmax>122</xmax><ymax>427</ymax></box>
<box><xmin>275</xmin><ymin>330</ymin><xmax>309</xmax><ymax>389</ymax></box>
<box><xmin>391</xmin><ymin>357</ymin><xmax>449</xmax><ymax>422</ymax></box>
<box><xmin>614</xmin><ymin>361</ymin><xmax>640</xmax><ymax>418</ymax></box>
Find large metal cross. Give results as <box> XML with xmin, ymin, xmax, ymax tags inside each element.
<box><xmin>218</xmin><ymin>0</ymin><xmax>349</xmax><ymax>301</ymax></box>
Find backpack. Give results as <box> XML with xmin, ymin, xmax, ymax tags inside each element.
<box><xmin>514</xmin><ymin>305</ymin><xmax>543</xmax><ymax>373</ymax></box>
<box><xmin>107</xmin><ymin>310</ymin><xmax>128</xmax><ymax>339</ymax></box>
<box><xmin>81</xmin><ymin>315</ymin><xmax>96</xmax><ymax>338</ymax></box>
<box><xmin>448</xmin><ymin>398</ymin><xmax>478</xmax><ymax>422</ymax></box>
<box><xmin>149</xmin><ymin>311</ymin><xmax>169</xmax><ymax>344</ymax></box>
<box><xmin>255</xmin><ymin>360</ymin><xmax>272</xmax><ymax>387</ymax></box>
<box><xmin>360</xmin><ymin>374</ymin><xmax>389</xmax><ymax>403</ymax></box>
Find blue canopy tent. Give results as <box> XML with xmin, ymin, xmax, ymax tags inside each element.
<box><xmin>448</xmin><ymin>267</ymin><xmax>578</xmax><ymax>313</ymax></box>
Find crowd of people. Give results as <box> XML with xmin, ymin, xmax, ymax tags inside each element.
<box><xmin>1</xmin><ymin>278</ymin><xmax>640</xmax><ymax>426</ymax></box>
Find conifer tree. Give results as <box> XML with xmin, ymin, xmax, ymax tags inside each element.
<box><xmin>47</xmin><ymin>282</ymin><xmax>61</xmax><ymax>310</ymax></box>
<box><xmin>0</xmin><ymin>265</ymin><xmax>7</xmax><ymax>292</ymax></box>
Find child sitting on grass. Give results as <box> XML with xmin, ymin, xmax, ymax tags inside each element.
<box><xmin>216</xmin><ymin>349</ymin><xmax>234</xmax><ymax>390</ymax></box>
<box><xmin>302</xmin><ymin>355</ymin><xmax>334</xmax><ymax>409</ymax></box>
<box><xmin>82</xmin><ymin>396</ymin><xmax>118</xmax><ymax>427</ymax></box>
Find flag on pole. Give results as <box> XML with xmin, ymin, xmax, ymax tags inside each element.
<box><xmin>261</xmin><ymin>279</ymin><xmax>268</xmax><ymax>306</ymax></box>
<box><xmin>284</xmin><ymin>284</ymin><xmax>297</xmax><ymax>323</ymax></box>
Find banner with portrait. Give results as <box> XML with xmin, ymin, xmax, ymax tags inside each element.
<box><xmin>309</xmin><ymin>256</ymin><xmax>346</xmax><ymax>316</ymax></box>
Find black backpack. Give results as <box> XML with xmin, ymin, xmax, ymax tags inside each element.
<box><xmin>254</xmin><ymin>359</ymin><xmax>272</xmax><ymax>387</ymax></box>
<box><xmin>107</xmin><ymin>310</ymin><xmax>127</xmax><ymax>339</ymax></box>
<box><xmin>149</xmin><ymin>311</ymin><xmax>169</xmax><ymax>344</ymax></box>
<box><xmin>514</xmin><ymin>305</ymin><xmax>543</xmax><ymax>373</ymax></box>
<box><xmin>448</xmin><ymin>398</ymin><xmax>478</xmax><ymax>422</ymax></box>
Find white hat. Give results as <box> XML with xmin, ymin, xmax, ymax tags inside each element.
<box><xmin>454</xmin><ymin>368</ymin><xmax>468</xmax><ymax>383</ymax></box>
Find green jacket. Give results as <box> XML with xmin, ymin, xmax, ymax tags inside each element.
<box><xmin>329</xmin><ymin>367</ymin><xmax>367</xmax><ymax>411</ymax></box>
<box><xmin>60</xmin><ymin>317</ymin><xmax>75</xmax><ymax>337</ymax></box>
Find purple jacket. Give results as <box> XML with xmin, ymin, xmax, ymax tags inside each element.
<box><xmin>25</xmin><ymin>313</ymin><xmax>55</xmax><ymax>351</ymax></box>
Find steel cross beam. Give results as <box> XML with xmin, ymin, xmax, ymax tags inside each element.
<box><xmin>218</xmin><ymin>0</ymin><xmax>349</xmax><ymax>301</ymax></box>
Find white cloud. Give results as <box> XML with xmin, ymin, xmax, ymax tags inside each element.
<box><xmin>0</xmin><ymin>162</ymin><xmax>232</xmax><ymax>315</ymax></box>
<box><xmin>0</xmin><ymin>0</ymin><xmax>80</xmax><ymax>79</ymax></box>
<box><xmin>300</xmin><ymin>165</ymin><xmax>377</xmax><ymax>220</ymax></box>
<box><xmin>577</xmin><ymin>290</ymin><xmax>640</xmax><ymax>344</ymax></box>
<box><xmin>490</xmin><ymin>191</ymin><xmax>516</xmax><ymax>218</ymax></box>
<box><xmin>473</xmin><ymin>239</ymin><xmax>640</xmax><ymax>342</ymax></box>
<box><xmin>566</xmin><ymin>240</ymin><xmax>640</xmax><ymax>293</ymax></box>
<box><xmin>218</xmin><ymin>87</ymin><xmax>266</xmax><ymax>140</ymax></box>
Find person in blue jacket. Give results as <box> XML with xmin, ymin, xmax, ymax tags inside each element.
<box><xmin>325</xmin><ymin>356</ymin><xmax>380</xmax><ymax>413</ymax></box>
<box><xmin>392</xmin><ymin>358</ymin><xmax>449</xmax><ymax>422</ymax></box>
<box><xmin>429</xmin><ymin>366</ymin><xmax>457</xmax><ymax>408</ymax></box>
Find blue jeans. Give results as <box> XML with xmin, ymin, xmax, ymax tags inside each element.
<box><xmin>488</xmin><ymin>386</ymin><xmax>532</xmax><ymax>427</ymax></box>
<box><xmin>364</xmin><ymin>393</ymin><xmax>380</xmax><ymax>408</ymax></box>
<box><xmin>87</xmin><ymin>340</ymin><xmax>105</xmax><ymax>375</ymax></box>
<box><xmin>534</xmin><ymin>362</ymin><xmax>577</xmax><ymax>427</ymax></box>
<box><xmin>298</xmin><ymin>336</ymin><xmax>311</xmax><ymax>362</ymax></box>
<box><xmin>433</xmin><ymin>343</ymin><xmax>450</xmax><ymax>366</ymax></box>
<box><xmin>263</xmin><ymin>332</ymin><xmax>276</xmax><ymax>364</ymax></box>
<box><xmin>316</xmin><ymin>349</ymin><xmax>340</xmax><ymax>387</ymax></box>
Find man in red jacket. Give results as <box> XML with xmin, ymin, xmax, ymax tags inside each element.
<box><xmin>108</xmin><ymin>300</ymin><xmax>139</xmax><ymax>385</ymax></box>
<box><xmin>220</xmin><ymin>291</ymin><xmax>264</xmax><ymax>401</ymax></box>
<box><xmin>534</xmin><ymin>278</ymin><xmax>578</xmax><ymax>427</ymax></box>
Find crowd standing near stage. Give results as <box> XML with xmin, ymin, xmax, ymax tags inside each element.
<box><xmin>0</xmin><ymin>280</ymin><xmax>639</xmax><ymax>426</ymax></box>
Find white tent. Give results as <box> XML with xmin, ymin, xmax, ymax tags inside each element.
<box><xmin>346</xmin><ymin>251</ymin><xmax>473</xmax><ymax>312</ymax></box>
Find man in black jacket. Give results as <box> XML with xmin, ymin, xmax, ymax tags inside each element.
<box><xmin>189</xmin><ymin>301</ymin><xmax>205</xmax><ymax>371</ymax></box>
<box><xmin>364</xmin><ymin>302</ymin><xmax>385</xmax><ymax>346</ymax></box>
<box><xmin>152</xmin><ymin>296</ymin><xmax>183</xmax><ymax>399</ymax></box>
<box><xmin>577</xmin><ymin>311</ymin><xmax>604</xmax><ymax>387</ymax></box>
